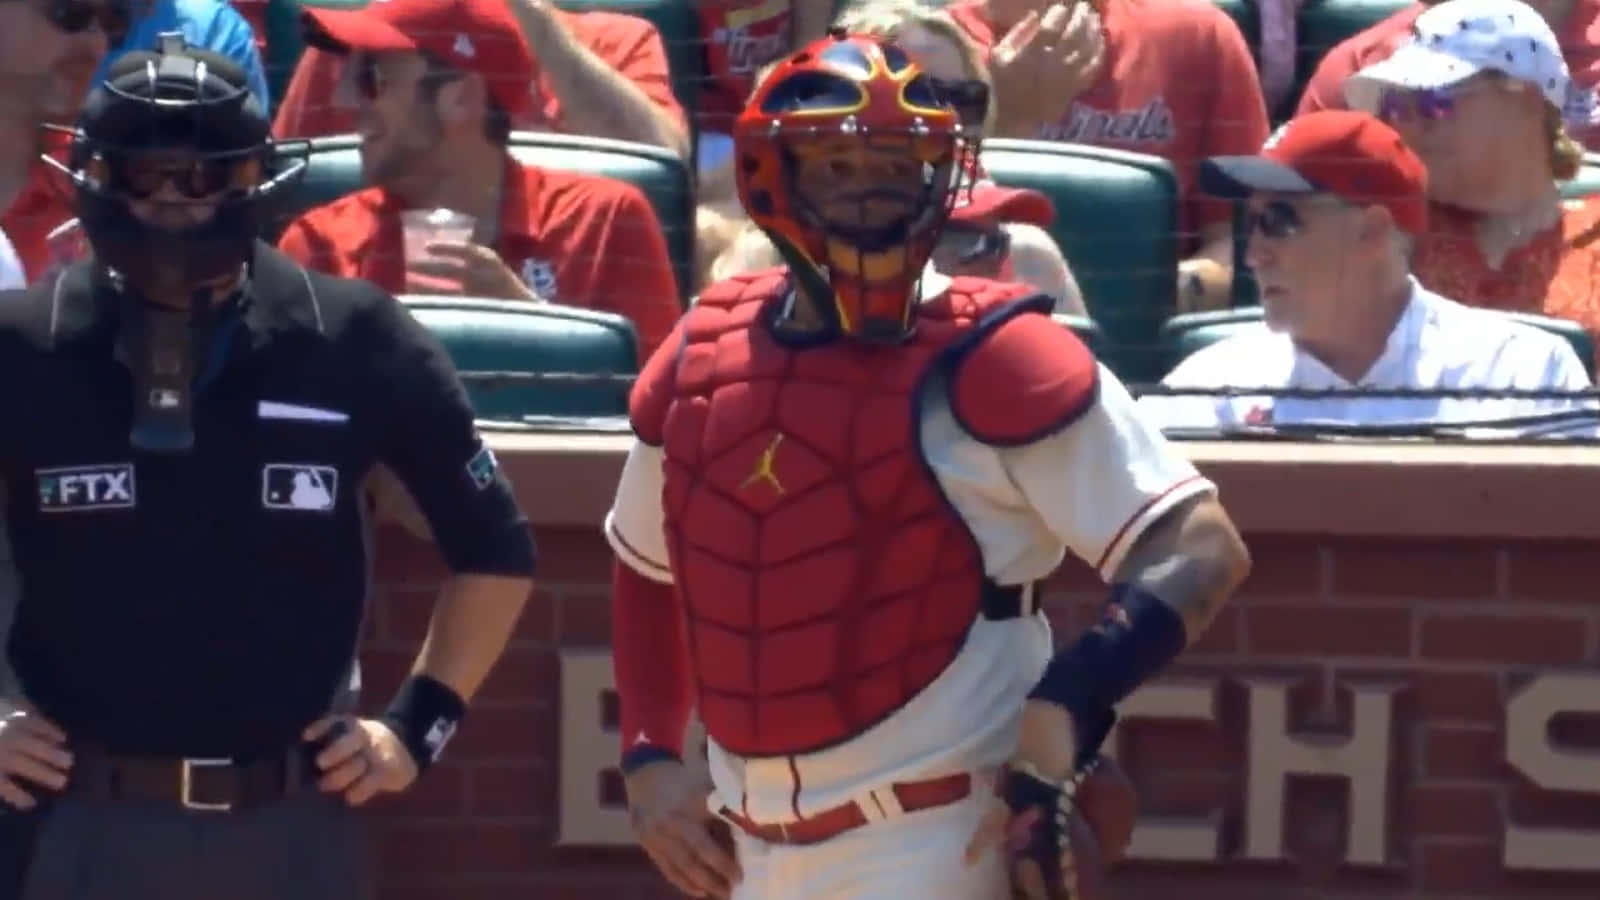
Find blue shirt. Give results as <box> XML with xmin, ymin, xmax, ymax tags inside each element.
<box><xmin>92</xmin><ymin>0</ymin><xmax>271</xmax><ymax>109</ymax></box>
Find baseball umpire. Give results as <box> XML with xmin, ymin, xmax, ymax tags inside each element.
<box><xmin>606</xmin><ymin>29</ymin><xmax>1252</xmax><ymax>900</ymax></box>
<box><xmin>0</xmin><ymin>34</ymin><xmax>534</xmax><ymax>899</ymax></box>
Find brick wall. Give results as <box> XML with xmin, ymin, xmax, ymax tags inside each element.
<box><xmin>359</xmin><ymin>521</ymin><xmax>1600</xmax><ymax>900</ymax></box>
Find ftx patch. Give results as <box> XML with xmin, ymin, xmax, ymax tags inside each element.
<box><xmin>37</xmin><ymin>464</ymin><xmax>136</xmax><ymax>512</ymax></box>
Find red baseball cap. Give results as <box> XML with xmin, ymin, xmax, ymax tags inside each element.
<box><xmin>949</xmin><ymin>159</ymin><xmax>1054</xmax><ymax>227</ymax></box>
<box><xmin>1198</xmin><ymin>110</ymin><xmax>1428</xmax><ymax>234</ymax></box>
<box><xmin>950</xmin><ymin>179</ymin><xmax>1055</xmax><ymax>227</ymax></box>
<box><xmin>303</xmin><ymin>0</ymin><xmax>534</xmax><ymax>117</ymax></box>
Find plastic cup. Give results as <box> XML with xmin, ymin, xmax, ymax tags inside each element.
<box><xmin>401</xmin><ymin>208</ymin><xmax>477</xmax><ymax>293</ymax></box>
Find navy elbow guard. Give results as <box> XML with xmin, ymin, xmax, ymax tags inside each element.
<box><xmin>382</xmin><ymin>674</ymin><xmax>468</xmax><ymax>774</ymax></box>
<box><xmin>1029</xmin><ymin>584</ymin><xmax>1189</xmax><ymax>759</ymax></box>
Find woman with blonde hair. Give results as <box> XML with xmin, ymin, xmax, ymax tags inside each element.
<box><xmin>1346</xmin><ymin>0</ymin><xmax>1600</xmax><ymax>364</ymax></box>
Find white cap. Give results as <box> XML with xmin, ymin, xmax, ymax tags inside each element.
<box><xmin>1344</xmin><ymin>0</ymin><xmax>1598</xmax><ymax>128</ymax></box>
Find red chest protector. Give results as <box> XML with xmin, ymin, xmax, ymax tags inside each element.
<box><xmin>636</xmin><ymin>269</ymin><xmax>1065</xmax><ymax>757</ymax></box>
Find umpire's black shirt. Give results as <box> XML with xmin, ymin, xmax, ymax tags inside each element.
<box><xmin>0</xmin><ymin>244</ymin><xmax>536</xmax><ymax>757</ymax></box>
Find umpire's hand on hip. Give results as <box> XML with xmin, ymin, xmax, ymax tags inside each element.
<box><xmin>304</xmin><ymin>716</ymin><xmax>418</xmax><ymax>806</ymax></box>
<box><xmin>0</xmin><ymin>698</ymin><xmax>70</xmax><ymax>810</ymax></box>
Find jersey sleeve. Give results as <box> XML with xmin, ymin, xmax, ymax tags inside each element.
<box><xmin>361</xmin><ymin>293</ymin><xmax>535</xmax><ymax>577</ymax></box>
<box><xmin>1001</xmin><ymin>363</ymin><xmax>1216</xmax><ymax>580</ymax></box>
<box><xmin>604</xmin><ymin>440</ymin><xmax>672</xmax><ymax>583</ymax></box>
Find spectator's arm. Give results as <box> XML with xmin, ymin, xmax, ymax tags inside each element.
<box><xmin>204</xmin><ymin>2</ymin><xmax>272</xmax><ymax>109</ymax></box>
<box><xmin>509</xmin><ymin>1</ymin><xmax>690</xmax><ymax>158</ymax></box>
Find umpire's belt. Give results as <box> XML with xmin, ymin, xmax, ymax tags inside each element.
<box><xmin>721</xmin><ymin>772</ymin><xmax>973</xmax><ymax>846</ymax></box>
<box><xmin>68</xmin><ymin>746</ymin><xmax>317</xmax><ymax>812</ymax></box>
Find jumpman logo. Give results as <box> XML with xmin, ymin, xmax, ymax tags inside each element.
<box><xmin>740</xmin><ymin>433</ymin><xmax>785</xmax><ymax>495</ymax></box>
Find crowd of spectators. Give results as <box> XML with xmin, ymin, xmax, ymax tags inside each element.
<box><xmin>0</xmin><ymin>0</ymin><xmax>1596</xmax><ymax>438</ymax></box>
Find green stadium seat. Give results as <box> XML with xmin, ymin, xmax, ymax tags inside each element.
<box><xmin>1560</xmin><ymin>153</ymin><xmax>1600</xmax><ymax>199</ymax></box>
<box><xmin>268</xmin><ymin>131</ymin><xmax>695</xmax><ymax>301</ymax></box>
<box><xmin>400</xmin><ymin>296</ymin><xmax>639</xmax><ymax>421</ymax></box>
<box><xmin>1159</xmin><ymin>306</ymin><xmax>1597</xmax><ymax>377</ymax></box>
<box><xmin>980</xmin><ymin>139</ymin><xmax>1182</xmax><ymax>382</ymax></box>
<box><xmin>1212</xmin><ymin>0</ymin><xmax>1261</xmax><ymax>65</ymax></box>
<box><xmin>1294</xmin><ymin>0</ymin><xmax>1416</xmax><ymax>117</ymax></box>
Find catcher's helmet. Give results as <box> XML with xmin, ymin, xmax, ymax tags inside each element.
<box><xmin>46</xmin><ymin>32</ymin><xmax>303</xmax><ymax>288</ymax></box>
<box><xmin>733</xmin><ymin>28</ymin><xmax>977</xmax><ymax>343</ymax></box>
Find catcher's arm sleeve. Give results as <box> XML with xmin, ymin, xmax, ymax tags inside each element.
<box><xmin>611</xmin><ymin>561</ymin><xmax>693</xmax><ymax>760</ymax></box>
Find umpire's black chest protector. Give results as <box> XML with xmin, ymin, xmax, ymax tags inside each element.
<box><xmin>0</xmin><ymin>245</ymin><xmax>385</xmax><ymax>756</ymax></box>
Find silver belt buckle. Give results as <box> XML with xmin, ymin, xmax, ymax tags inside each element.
<box><xmin>180</xmin><ymin>757</ymin><xmax>234</xmax><ymax>812</ymax></box>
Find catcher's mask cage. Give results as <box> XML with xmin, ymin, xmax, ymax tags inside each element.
<box><xmin>733</xmin><ymin>28</ymin><xmax>986</xmax><ymax>344</ymax></box>
<box><xmin>39</xmin><ymin>32</ymin><xmax>308</xmax><ymax>288</ymax></box>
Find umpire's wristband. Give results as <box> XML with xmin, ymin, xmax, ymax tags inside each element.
<box><xmin>381</xmin><ymin>674</ymin><xmax>468</xmax><ymax>774</ymax></box>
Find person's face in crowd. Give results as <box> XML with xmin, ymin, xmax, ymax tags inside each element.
<box><xmin>350</xmin><ymin>50</ymin><xmax>473</xmax><ymax>191</ymax></box>
<box><xmin>1378</xmin><ymin>72</ymin><xmax>1545</xmax><ymax>213</ymax></box>
<box><xmin>1244</xmin><ymin>192</ymin><xmax>1377</xmax><ymax>338</ymax></box>
<box><xmin>0</xmin><ymin>0</ymin><xmax>109</xmax><ymax>122</ymax></box>
<box><xmin>790</xmin><ymin>135</ymin><xmax>926</xmax><ymax>232</ymax></box>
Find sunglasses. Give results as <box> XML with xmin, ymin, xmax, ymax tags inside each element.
<box><xmin>101</xmin><ymin>153</ymin><xmax>242</xmax><ymax>200</ymax></box>
<box><xmin>928</xmin><ymin>77</ymin><xmax>990</xmax><ymax>130</ymax></box>
<box><xmin>1377</xmin><ymin>86</ymin><xmax>1458</xmax><ymax>124</ymax></box>
<box><xmin>1247</xmin><ymin>200</ymin><xmax>1305</xmax><ymax>239</ymax></box>
<box><xmin>349</xmin><ymin>53</ymin><xmax>464</xmax><ymax>102</ymax></box>
<box><xmin>15</xmin><ymin>0</ymin><xmax>116</xmax><ymax>33</ymax></box>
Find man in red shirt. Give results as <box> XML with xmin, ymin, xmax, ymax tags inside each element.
<box><xmin>1295</xmin><ymin>0</ymin><xmax>1600</xmax><ymax>148</ymax></box>
<box><xmin>275</xmin><ymin>0</ymin><xmax>681</xmax><ymax>362</ymax></box>
<box><xmin>272</xmin><ymin>0</ymin><xmax>689</xmax><ymax>158</ymax></box>
<box><xmin>943</xmin><ymin>0</ymin><xmax>1270</xmax><ymax>311</ymax></box>
<box><xmin>0</xmin><ymin>0</ymin><xmax>108</xmax><ymax>282</ymax></box>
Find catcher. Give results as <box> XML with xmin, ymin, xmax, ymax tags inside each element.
<box><xmin>604</xmin><ymin>28</ymin><xmax>1250</xmax><ymax>900</ymax></box>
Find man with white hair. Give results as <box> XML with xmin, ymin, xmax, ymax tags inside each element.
<box><xmin>1139</xmin><ymin>110</ymin><xmax>1596</xmax><ymax>438</ymax></box>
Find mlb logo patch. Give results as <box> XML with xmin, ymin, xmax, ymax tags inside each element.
<box><xmin>37</xmin><ymin>463</ymin><xmax>136</xmax><ymax>512</ymax></box>
<box><xmin>465</xmin><ymin>444</ymin><xmax>498</xmax><ymax>490</ymax></box>
<box><xmin>261</xmin><ymin>464</ymin><xmax>338</xmax><ymax>512</ymax></box>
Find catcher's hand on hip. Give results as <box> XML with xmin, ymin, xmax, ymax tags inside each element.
<box><xmin>625</xmin><ymin>759</ymin><xmax>741</xmax><ymax>898</ymax></box>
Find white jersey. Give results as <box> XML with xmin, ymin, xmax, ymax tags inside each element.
<box><xmin>606</xmin><ymin>360</ymin><xmax>1213</xmax><ymax>825</ymax></box>
<box><xmin>1138</xmin><ymin>280</ymin><xmax>1596</xmax><ymax>438</ymax></box>
<box><xmin>0</xmin><ymin>227</ymin><xmax>23</xmax><ymax>290</ymax></box>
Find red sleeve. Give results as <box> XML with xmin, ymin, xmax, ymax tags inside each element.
<box><xmin>604</xmin><ymin>17</ymin><xmax>689</xmax><ymax>130</ymax></box>
<box><xmin>611</xmin><ymin>561</ymin><xmax>693</xmax><ymax>758</ymax></box>
<box><xmin>272</xmin><ymin>49</ymin><xmax>357</xmax><ymax>139</ymax></box>
<box><xmin>275</xmin><ymin>216</ymin><xmax>338</xmax><ymax>275</ymax></box>
<box><xmin>587</xmin><ymin>184</ymin><xmax>682</xmax><ymax>363</ymax></box>
<box><xmin>951</xmin><ymin>305</ymin><xmax>1099</xmax><ymax>445</ymax></box>
<box><xmin>1294</xmin><ymin>5</ymin><xmax>1425</xmax><ymax>116</ymax></box>
<box><xmin>1194</xmin><ymin>11</ymin><xmax>1270</xmax><ymax>231</ymax></box>
<box><xmin>1296</xmin><ymin>50</ymin><xmax>1357</xmax><ymax>116</ymax></box>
